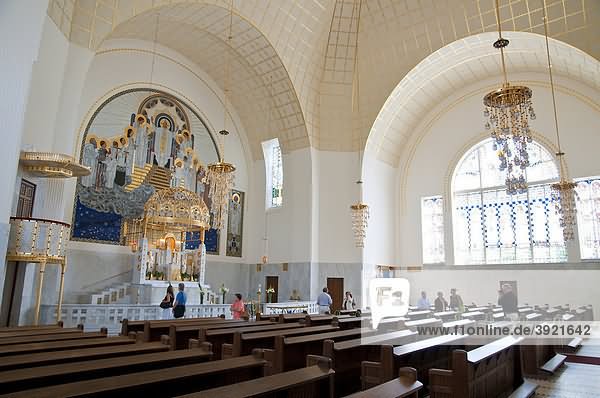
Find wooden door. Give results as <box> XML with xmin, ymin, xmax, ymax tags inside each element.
<box><xmin>265</xmin><ymin>276</ymin><xmax>279</xmax><ymax>303</ymax></box>
<box><xmin>327</xmin><ymin>278</ymin><xmax>344</xmax><ymax>313</ymax></box>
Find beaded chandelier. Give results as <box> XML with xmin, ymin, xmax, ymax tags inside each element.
<box><xmin>348</xmin><ymin>0</ymin><xmax>369</xmax><ymax>248</ymax></box>
<box><xmin>484</xmin><ymin>0</ymin><xmax>535</xmax><ymax>195</ymax></box>
<box><xmin>540</xmin><ymin>0</ymin><xmax>577</xmax><ymax>241</ymax></box>
<box><xmin>205</xmin><ymin>1</ymin><xmax>236</xmax><ymax>230</ymax></box>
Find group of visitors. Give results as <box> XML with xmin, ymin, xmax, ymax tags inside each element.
<box><xmin>160</xmin><ymin>284</ymin><xmax>247</xmax><ymax>320</ymax></box>
<box><xmin>416</xmin><ymin>288</ymin><xmax>465</xmax><ymax>312</ymax></box>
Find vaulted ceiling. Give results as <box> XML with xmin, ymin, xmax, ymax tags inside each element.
<box><xmin>47</xmin><ymin>0</ymin><xmax>600</xmax><ymax>163</ymax></box>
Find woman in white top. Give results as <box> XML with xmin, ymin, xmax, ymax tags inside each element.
<box><xmin>342</xmin><ymin>291</ymin><xmax>356</xmax><ymax>311</ymax></box>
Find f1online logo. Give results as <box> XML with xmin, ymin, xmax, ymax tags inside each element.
<box><xmin>369</xmin><ymin>278</ymin><xmax>410</xmax><ymax>329</ymax></box>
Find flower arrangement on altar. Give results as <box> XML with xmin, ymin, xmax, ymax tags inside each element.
<box><xmin>198</xmin><ymin>284</ymin><xmax>209</xmax><ymax>304</ymax></box>
<box><xmin>266</xmin><ymin>287</ymin><xmax>275</xmax><ymax>294</ymax></box>
<box><xmin>219</xmin><ymin>284</ymin><xmax>229</xmax><ymax>304</ymax></box>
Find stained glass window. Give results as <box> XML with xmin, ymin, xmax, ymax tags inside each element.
<box><xmin>421</xmin><ymin>196</ymin><xmax>445</xmax><ymax>263</ymax></box>
<box><xmin>262</xmin><ymin>138</ymin><xmax>283</xmax><ymax>208</ymax></box>
<box><xmin>452</xmin><ymin>138</ymin><xmax>565</xmax><ymax>264</ymax></box>
<box><xmin>576</xmin><ymin>177</ymin><xmax>600</xmax><ymax>259</ymax></box>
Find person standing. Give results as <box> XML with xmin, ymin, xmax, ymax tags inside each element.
<box><xmin>160</xmin><ymin>284</ymin><xmax>174</xmax><ymax>319</ymax></box>
<box><xmin>498</xmin><ymin>284</ymin><xmax>518</xmax><ymax>321</ymax></box>
<box><xmin>173</xmin><ymin>283</ymin><xmax>187</xmax><ymax>319</ymax></box>
<box><xmin>449</xmin><ymin>288</ymin><xmax>464</xmax><ymax>312</ymax></box>
<box><xmin>342</xmin><ymin>291</ymin><xmax>356</xmax><ymax>310</ymax></box>
<box><xmin>434</xmin><ymin>291</ymin><xmax>448</xmax><ymax>312</ymax></box>
<box><xmin>230</xmin><ymin>293</ymin><xmax>245</xmax><ymax>320</ymax></box>
<box><xmin>416</xmin><ymin>291</ymin><xmax>430</xmax><ymax>310</ymax></box>
<box><xmin>316</xmin><ymin>287</ymin><xmax>332</xmax><ymax>314</ymax></box>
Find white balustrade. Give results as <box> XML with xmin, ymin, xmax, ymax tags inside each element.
<box><xmin>41</xmin><ymin>303</ymin><xmax>232</xmax><ymax>330</ymax></box>
<box><xmin>262</xmin><ymin>301</ymin><xmax>319</xmax><ymax>315</ymax></box>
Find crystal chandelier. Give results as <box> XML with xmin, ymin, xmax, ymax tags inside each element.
<box><xmin>484</xmin><ymin>0</ymin><xmax>535</xmax><ymax>195</ymax></box>
<box><xmin>348</xmin><ymin>0</ymin><xmax>369</xmax><ymax>248</ymax></box>
<box><xmin>541</xmin><ymin>0</ymin><xmax>577</xmax><ymax>241</ymax></box>
<box><xmin>205</xmin><ymin>1</ymin><xmax>236</xmax><ymax>230</ymax></box>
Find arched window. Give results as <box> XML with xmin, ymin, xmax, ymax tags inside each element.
<box><xmin>452</xmin><ymin>138</ymin><xmax>566</xmax><ymax>264</ymax></box>
<box><xmin>262</xmin><ymin>138</ymin><xmax>283</xmax><ymax>208</ymax></box>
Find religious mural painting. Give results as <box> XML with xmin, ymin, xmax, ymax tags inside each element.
<box><xmin>72</xmin><ymin>89</ymin><xmax>220</xmax><ymax>245</ymax></box>
<box><xmin>226</xmin><ymin>190</ymin><xmax>244</xmax><ymax>257</ymax></box>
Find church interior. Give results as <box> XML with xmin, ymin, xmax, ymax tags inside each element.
<box><xmin>1</xmin><ymin>0</ymin><xmax>599</xmax><ymax>396</ymax></box>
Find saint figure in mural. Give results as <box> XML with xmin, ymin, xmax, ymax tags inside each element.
<box><xmin>153</xmin><ymin>119</ymin><xmax>173</xmax><ymax>167</ymax></box>
<box><xmin>95</xmin><ymin>140</ymin><xmax>109</xmax><ymax>190</ymax></box>
<box><xmin>104</xmin><ymin>142</ymin><xmax>119</xmax><ymax>189</ymax></box>
<box><xmin>82</xmin><ymin>136</ymin><xmax>98</xmax><ymax>187</ymax></box>
<box><xmin>133</xmin><ymin>117</ymin><xmax>148</xmax><ymax>168</ymax></box>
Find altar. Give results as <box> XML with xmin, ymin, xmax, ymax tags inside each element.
<box><xmin>134</xmin><ymin>280</ymin><xmax>217</xmax><ymax>306</ymax></box>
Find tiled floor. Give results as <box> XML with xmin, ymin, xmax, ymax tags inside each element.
<box><xmin>527</xmin><ymin>363</ymin><xmax>600</xmax><ymax>397</ymax></box>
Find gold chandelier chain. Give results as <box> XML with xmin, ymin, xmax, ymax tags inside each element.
<box><xmin>494</xmin><ymin>0</ymin><xmax>508</xmax><ymax>85</ymax></box>
<box><xmin>220</xmin><ymin>0</ymin><xmax>235</xmax><ymax>163</ymax></box>
<box><xmin>352</xmin><ymin>0</ymin><xmax>363</xmax><ymax>181</ymax></box>
<box><xmin>541</xmin><ymin>0</ymin><xmax>565</xmax><ymax>177</ymax></box>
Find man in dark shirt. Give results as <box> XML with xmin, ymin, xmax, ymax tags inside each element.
<box><xmin>498</xmin><ymin>284</ymin><xmax>518</xmax><ymax>320</ymax></box>
<box><xmin>434</xmin><ymin>291</ymin><xmax>448</xmax><ymax>312</ymax></box>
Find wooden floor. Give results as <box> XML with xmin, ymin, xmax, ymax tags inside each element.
<box><xmin>527</xmin><ymin>363</ymin><xmax>600</xmax><ymax>397</ymax></box>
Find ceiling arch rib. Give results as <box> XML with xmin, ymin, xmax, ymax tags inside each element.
<box><xmin>106</xmin><ymin>3</ymin><xmax>308</xmax><ymax>159</ymax></box>
<box><xmin>367</xmin><ymin>31</ymin><xmax>600</xmax><ymax>167</ymax></box>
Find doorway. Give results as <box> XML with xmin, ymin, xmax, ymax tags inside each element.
<box><xmin>265</xmin><ymin>276</ymin><xmax>279</xmax><ymax>303</ymax></box>
<box><xmin>327</xmin><ymin>277</ymin><xmax>344</xmax><ymax>313</ymax></box>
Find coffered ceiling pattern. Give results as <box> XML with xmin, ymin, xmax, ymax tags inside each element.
<box><xmin>47</xmin><ymin>0</ymin><xmax>600</xmax><ymax>161</ymax></box>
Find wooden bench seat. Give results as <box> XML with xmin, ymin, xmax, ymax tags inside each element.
<box><xmin>337</xmin><ymin>316</ymin><xmax>371</xmax><ymax>329</ymax></box>
<box><xmin>524</xmin><ymin>313</ymin><xmax>543</xmax><ymax>321</ymax></box>
<box><xmin>323</xmin><ymin>329</ymin><xmax>417</xmax><ymax>396</ymax></box>
<box><xmin>441</xmin><ymin>319</ymin><xmax>475</xmax><ymax>330</ymax></box>
<box><xmin>279</xmin><ymin>313</ymin><xmax>307</xmax><ymax>323</ymax></box>
<box><xmin>142</xmin><ymin>318</ymin><xmax>247</xmax><ymax>342</ymax></box>
<box><xmin>362</xmin><ymin>334</ymin><xmax>467</xmax><ymax>395</ymax></box>
<box><xmin>403</xmin><ymin>318</ymin><xmax>442</xmax><ymax>332</ymax></box>
<box><xmin>305</xmin><ymin>314</ymin><xmax>350</xmax><ymax>326</ymax></box>
<box><xmin>344</xmin><ymin>367</ymin><xmax>422</xmax><ymax>398</ymax></box>
<box><xmin>121</xmin><ymin>316</ymin><xmax>224</xmax><ymax>336</ymax></box>
<box><xmin>266</xmin><ymin>327</ymin><xmax>377</xmax><ymax>374</ymax></box>
<box><xmin>176</xmin><ymin>355</ymin><xmax>335</xmax><ymax>398</ymax></box>
<box><xmin>0</xmin><ymin>329</ymin><xmax>107</xmax><ymax>346</ymax></box>
<box><xmin>0</xmin><ymin>343</ymin><xmax>212</xmax><ymax>393</ymax></box>
<box><xmin>0</xmin><ymin>326</ymin><xmax>79</xmax><ymax>339</ymax></box>
<box><xmin>166</xmin><ymin>320</ymin><xmax>276</xmax><ymax>350</ymax></box>
<box><xmin>460</xmin><ymin>311</ymin><xmax>486</xmax><ymax>321</ymax></box>
<box><xmin>406</xmin><ymin>310</ymin><xmax>431</xmax><ymax>320</ymax></box>
<box><xmin>376</xmin><ymin>317</ymin><xmax>409</xmax><ymax>331</ymax></box>
<box><xmin>0</xmin><ymin>336</ymin><xmax>133</xmax><ymax>357</ymax></box>
<box><xmin>222</xmin><ymin>324</ymin><xmax>339</xmax><ymax>358</ymax></box>
<box><xmin>0</xmin><ymin>341</ymin><xmax>169</xmax><ymax>371</ymax></box>
<box><xmin>195</xmin><ymin>322</ymin><xmax>303</xmax><ymax>358</ymax></box>
<box><xmin>432</xmin><ymin>311</ymin><xmax>458</xmax><ymax>322</ymax></box>
<box><xmin>1</xmin><ymin>351</ymin><xmax>269</xmax><ymax>398</ymax></box>
<box><xmin>0</xmin><ymin>322</ymin><xmax>63</xmax><ymax>332</ymax></box>
<box><xmin>428</xmin><ymin>336</ymin><xmax>537</xmax><ymax>398</ymax></box>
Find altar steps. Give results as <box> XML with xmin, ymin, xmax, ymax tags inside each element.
<box><xmin>90</xmin><ymin>283</ymin><xmax>132</xmax><ymax>305</ymax></box>
<box><xmin>124</xmin><ymin>164</ymin><xmax>172</xmax><ymax>192</ymax></box>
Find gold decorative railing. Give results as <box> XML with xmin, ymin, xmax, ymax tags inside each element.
<box><xmin>7</xmin><ymin>217</ymin><xmax>71</xmax><ymax>325</ymax></box>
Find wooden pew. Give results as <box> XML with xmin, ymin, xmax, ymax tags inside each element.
<box><xmin>2</xmin><ymin>350</ymin><xmax>269</xmax><ymax>398</ymax></box>
<box><xmin>142</xmin><ymin>318</ymin><xmax>247</xmax><ymax>342</ymax></box>
<box><xmin>222</xmin><ymin>324</ymin><xmax>339</xmax><ymax>358</ymax></box>
<box><xmin>524</xmin><ymin>313</ymin><xmax>543</xmax><ymax>321</ymax></box>
<box><xmin>344</xmin><ymin>367</ymin><xmax>422</xmax><ymax>398</ymax></box>
<box><xmin>0</xmin><ymin>329</ymin><xmax>107</xmax><ymax>346</ymax></box>
<box><xmin>265</xmin><ymin>327</ymin><xmax>377</xmax><ymax>374</ymax></box>
<box><xmin>403</xmin><ymin>318</ymin><xmax>443</xmax><ymax>332</ymax></box>
<box><xmin>521</xmin><ymin>342</ymin><xmax>566</xmax><ymax>376</ymax></box>
<box><xmin>0</xmin><ymin>322</ymin><xmax>63</xmax><ymax>332</ymax></box>
<box><xmin>195</xmin><ymin>322</ymin><xmax>304</xmax><ymax>358</ymax></box>
<box><xmin>441</xmin><ymin>319</ymin><xmax>475</xmax><ymax>330</ymax></box>
<box><xmin>279</xmin><ymin>313</ymin><xmax>308</xmax><ymax>323</ymax></box>
<box><xmin>305</xmin><ymin>314</ymin><xmax>349</xmax><ymax>326</ymax></box>
<box><xmin>121</xmin><ymin>316</ymin><xmax>224</xmax><ymax>336</ymax></box>
<box><xmin>166</xmin><ymin>320</ymin><xmax>276</xmax><ymax>350</ymax></box>
<box><xmin>0</xmin><ymin>336</ymin><xmax>133</xmax><ymax>357</ymax></box>
<box><xmin>337</xmin><ymin>316</ymin><xmax>371</xmax><ymax>330</ymax></box>
<box><xmin>362</xmin><ymin>334</ymin><xmax>467</xmax><ymax>395</ymax></box>
<box><xmin>432</xmin><ymin>311</ymin><xmax>458</xmax><ymax>322</ymax></box>
<box><xmin>428</xmin><ymin>336</ymin><xmax>538</xmax><ymax>398</ymax></box>
<box><xmin>179</xmin><ymin>355</ymin><xmax>335</xmax><ymax>398</ymax></box>
<box><xmin>376</xmin><ymin>317</ymin><xmax>409</xmax><ymax>331</ymax></box>
<box><xmin>460</xmin><ymin>311</ymin><xmax>486</xmax><ymax>321</ymax></box>
<box><xmin>406</xmin><ymin>310</ymin><xmax>431</xmax><ymax>320</ymax></box>
<box><xmin>0</xmin><ymin>341</ymin><xmax>170</xmax><ymax>371</ymax></box>
<box><xmin>0</xmin><ymin>343</ymin><xmax>212</xmax><ymax>393</ymax></box>
<box><xmin>0</xmin><ymin>326</ymin><xmax>83</xmax><ymax>339</ymax></box>
<box><xmin>323</xmin><ymin>329</ymin><xmax>417</xmax><ymax>396</ymax></box>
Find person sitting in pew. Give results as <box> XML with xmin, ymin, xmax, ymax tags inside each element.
<box><xmin>434</xmin><ymin>292</ymin><xmax>448</xmax><ymax>312</ymax></box>
<box><xmin>230</xmin><ymin>294</ymin><xmax>245</xmax><ymax>320</ymax></box>
<box><xmin>416</xmin><ymin>291</ymin><xmax>430</xmax><ymax>310</ymax></box>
